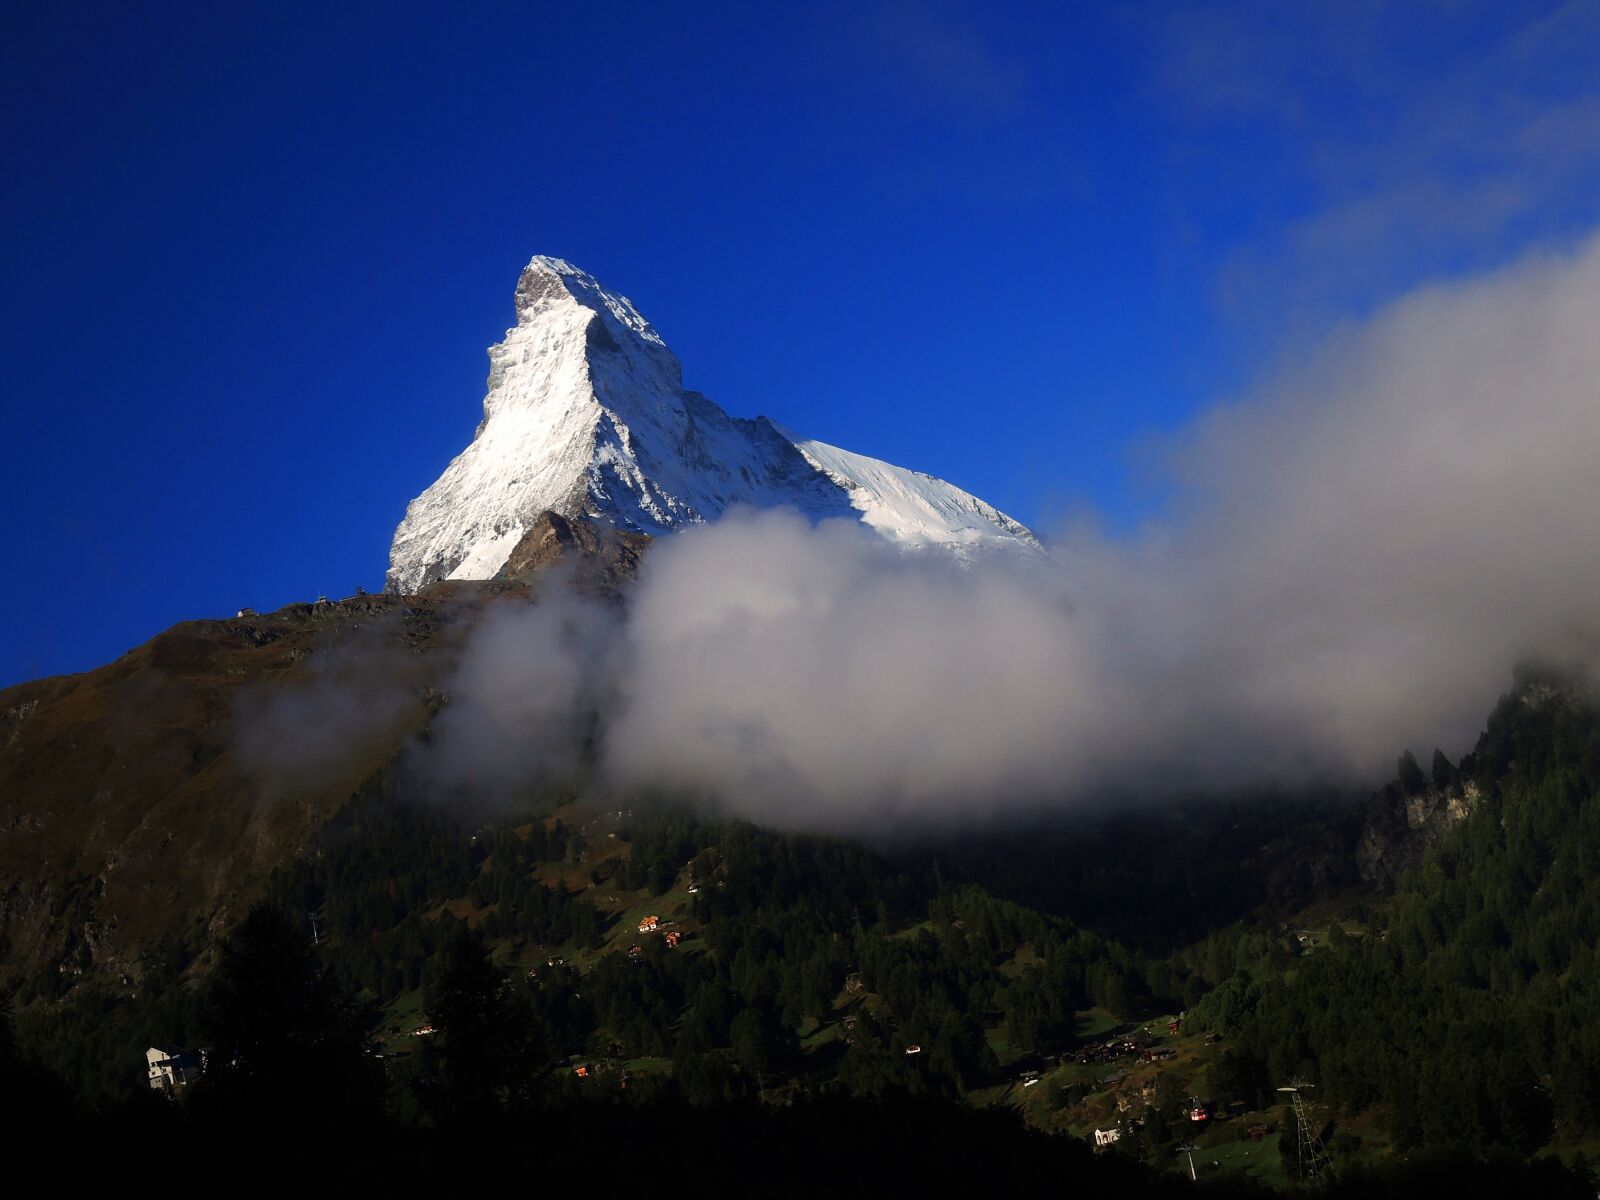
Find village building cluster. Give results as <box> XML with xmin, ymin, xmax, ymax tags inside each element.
<box><xmin>627</xmin><ymin>915</ymin><xmax>690</xmax><ymax>959</ymax></box>
<box><xmin>1072</xmin><ymin>1032</ymin><xmax>1175</xmax><ymax>1069</ymax></box>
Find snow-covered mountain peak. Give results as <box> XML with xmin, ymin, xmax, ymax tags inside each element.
<box><xmin>496</xmin><ymin>255</ymin><xmax>682</xmax><ymax>410</ymax></box>
<box><xmin>515</xmin><ymin>256</ymin><xmax>669</xmax><ymax>351</ymax></box>
<box><xmin>386</xmin><ymin>257</ymin><xmax>1040</xmax><ymax>592</ymax></box>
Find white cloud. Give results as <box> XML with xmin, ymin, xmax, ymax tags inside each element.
<box><xmin>424</xmin><ymin>232</ymin><xmax>1600</xmax><ymax>830</ymax></box>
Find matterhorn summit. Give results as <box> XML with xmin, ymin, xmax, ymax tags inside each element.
<box><xmin>386</xmin><ymin>256</ymin><xmax>1039</xmax><ymax>591</ymax></box>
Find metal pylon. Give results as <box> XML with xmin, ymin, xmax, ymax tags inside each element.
<box><xmin>1277</xmin><ymin>1079</ymin><xmax>1332</xmax><ymax>1185</ymax></box>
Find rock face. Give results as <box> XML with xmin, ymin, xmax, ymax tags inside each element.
<box><xmin>387</xmin><ymin>256</ymin><xmax>1039</xmax><ymax>592</ymax></box>
<box><xmin>1354</xmin><ymin>780</ymin><xmax>1481</xmax><ymax>888</ymax></box>
<box><xmin>491</xmin><ymin>510</ymin><xmax>651</xmax><ymax>594</ymax></box>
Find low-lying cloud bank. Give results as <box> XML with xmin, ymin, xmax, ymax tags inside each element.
<box><xmin>421</xmin><ymin>232</ymin><xmax>1600</xmax><ymax>830</ymax></box>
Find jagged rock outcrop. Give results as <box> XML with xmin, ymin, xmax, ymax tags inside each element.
<box><xmin>492</xmin><ymin>510</ymin><xmax>650</xmax><ymax>593</ymax></box>
<box><xmin>1355</xmin><ymin>780</ymin><xmax>1481</xmax><ymax>888</ymax></box>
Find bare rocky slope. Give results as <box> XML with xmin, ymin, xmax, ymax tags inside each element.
<box><xmin>0</xmin><ymin>513</ymin><xmax>640</xmax><ymax>992</ymax></box>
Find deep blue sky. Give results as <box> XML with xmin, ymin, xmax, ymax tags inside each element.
<box><xmin>4</xmin><ymin>1</ymin><xmax>1599</xmax><ymax>686</ymax></box>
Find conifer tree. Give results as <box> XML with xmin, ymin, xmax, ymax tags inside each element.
<box><xmin>1431</xmin><ymin>747</ymin><xmax>1457</xmax><ymax>792</ymax></box>
<box><xmin>422</xmin><ymin>929</ymin><xmax>547</xmax><ymax>1123</ymax></box>
<box><xmin>1398</xmin><ymin>749</ymin><xmax>1427</xmax><ymax>794</ymax></box>
<box><xmin>197</xmin><ymin>902</ymin><xmax>381</xmax><ymax>1127</ymax></box>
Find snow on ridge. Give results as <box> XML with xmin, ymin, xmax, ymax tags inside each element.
<box><xmin>766</xmin><ymin>421</ymin><xmax>1040</xmax><ymax>554</ymax></box>
<box><xmin>386</xmin><ymin>257</ymin><xmax>1040</xmax><ymax>592</ymax></box>
<box><xmin>522</xmin><ymin>256</ymin><xmax>667</xmax><ymax>349</ymax></box>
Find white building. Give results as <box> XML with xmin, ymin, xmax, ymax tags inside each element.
<box><xmin>1093</xmin><ymin>1127</ymin><xmax>1122</xmax><ymax>1149</ymax></box>
<box><xmin>146</xmin><ymin>1045</ymin><xmax>202</xmax><ymax>1092</ymax></box>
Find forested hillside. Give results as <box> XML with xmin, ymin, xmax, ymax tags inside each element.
<box><xmin>6</xmin><ymin>671</ymin><xmax>1600</xmax><ymax>1192</ymax></box>
<box><xmin>1183</xmin><ymin>670</ymin><xmax>1600</xmax><ymax>1153</ymax></box>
